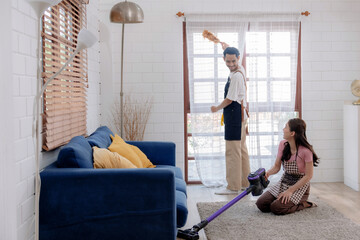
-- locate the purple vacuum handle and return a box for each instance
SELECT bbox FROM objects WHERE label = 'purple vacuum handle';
[178,168,270,240]
[206,189,249,223]
[207,167,268,223]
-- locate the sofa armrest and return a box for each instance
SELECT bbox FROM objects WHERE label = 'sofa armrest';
[126,141,176,166]
[40,168,176,240]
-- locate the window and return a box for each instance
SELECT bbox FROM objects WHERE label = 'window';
[184,22,247,183]
[184,20,300,183]
[246,22,299,171]
[42,0,88,151]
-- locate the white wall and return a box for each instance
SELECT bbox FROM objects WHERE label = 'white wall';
[300,0,360,182]
[99,0,360,181]
[0,1,17,239]
[87,1,102,133]
[9,0,101,239]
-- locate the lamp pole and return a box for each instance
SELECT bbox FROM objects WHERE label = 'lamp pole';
[110,0,144,139]
[26,2,63,239]
[32,28,96,239]
[120,22,125,138]
[34,17,42,240]
[27,5,96,240]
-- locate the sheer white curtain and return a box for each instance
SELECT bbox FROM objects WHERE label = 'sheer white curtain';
[246,14,300,183]
[186,14,247,187]
[186,13,300,187]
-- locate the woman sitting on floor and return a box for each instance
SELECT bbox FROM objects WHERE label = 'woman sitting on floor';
[256,118,319,215]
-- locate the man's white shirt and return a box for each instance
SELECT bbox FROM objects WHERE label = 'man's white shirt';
[226,70,248,120]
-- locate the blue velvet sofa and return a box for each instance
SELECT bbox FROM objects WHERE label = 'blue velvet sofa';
[39,126,188,240]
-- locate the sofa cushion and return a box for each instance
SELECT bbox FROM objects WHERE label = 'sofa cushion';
[87,126,113,148]
[93,147,137,169]
[176,190,188,228]
[57,136,93,168]
[129,145,155,168]
[156,166,187,196]
[175,178,187,196]
[127,141,176,166]
[154,165,183,180]
[108,134,144,168]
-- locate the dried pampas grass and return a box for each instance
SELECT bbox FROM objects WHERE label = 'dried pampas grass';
[111,95,153,141]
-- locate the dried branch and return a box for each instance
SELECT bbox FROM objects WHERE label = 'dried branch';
[111,95,153,141]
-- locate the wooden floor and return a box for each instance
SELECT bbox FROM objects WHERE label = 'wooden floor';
[178,183,360,240]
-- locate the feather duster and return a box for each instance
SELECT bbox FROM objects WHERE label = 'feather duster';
[202,30,220,44]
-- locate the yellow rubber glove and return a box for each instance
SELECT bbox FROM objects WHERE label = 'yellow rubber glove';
[221,113,224,126]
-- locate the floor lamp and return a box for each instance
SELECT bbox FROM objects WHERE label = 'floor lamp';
[110,0,144,138]
[26,1,96,239]
[26,2,61,239]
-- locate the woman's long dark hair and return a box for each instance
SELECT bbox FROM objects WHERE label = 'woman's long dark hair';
[281,118,319,167]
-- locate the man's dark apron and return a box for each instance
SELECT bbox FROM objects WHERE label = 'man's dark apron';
[223,76,242,140]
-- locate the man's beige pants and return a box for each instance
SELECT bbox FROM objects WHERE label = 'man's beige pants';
[225,119,250,191]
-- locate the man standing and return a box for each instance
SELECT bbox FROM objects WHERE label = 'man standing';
[211,44,250,195]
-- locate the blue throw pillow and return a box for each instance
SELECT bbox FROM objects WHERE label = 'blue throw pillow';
[87,126,114,148]
[57,136,93,168]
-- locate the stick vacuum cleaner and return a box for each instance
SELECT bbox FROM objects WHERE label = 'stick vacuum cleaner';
[177,168,270,240]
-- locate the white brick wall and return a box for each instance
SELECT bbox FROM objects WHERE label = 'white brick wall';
[11,0,47,235]
[1,0,17,239]
[9,0,101,239]
[301,0,360,182]
[99,0,360,182]
[87,0,101,134]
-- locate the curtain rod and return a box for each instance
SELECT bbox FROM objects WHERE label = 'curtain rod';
[176,11,310,18]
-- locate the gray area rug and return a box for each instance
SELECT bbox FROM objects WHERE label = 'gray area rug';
[197,196,360,240]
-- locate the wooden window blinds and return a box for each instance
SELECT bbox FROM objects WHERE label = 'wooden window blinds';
[42,0,88,151]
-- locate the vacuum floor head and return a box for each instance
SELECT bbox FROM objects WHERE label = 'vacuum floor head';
[177,168,269,240]
[177,228,199,240]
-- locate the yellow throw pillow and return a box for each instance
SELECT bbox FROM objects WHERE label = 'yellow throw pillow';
[108,134,144,168]
[93,147,137,169]
[129,145,156,168]
[111,134,126,144]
